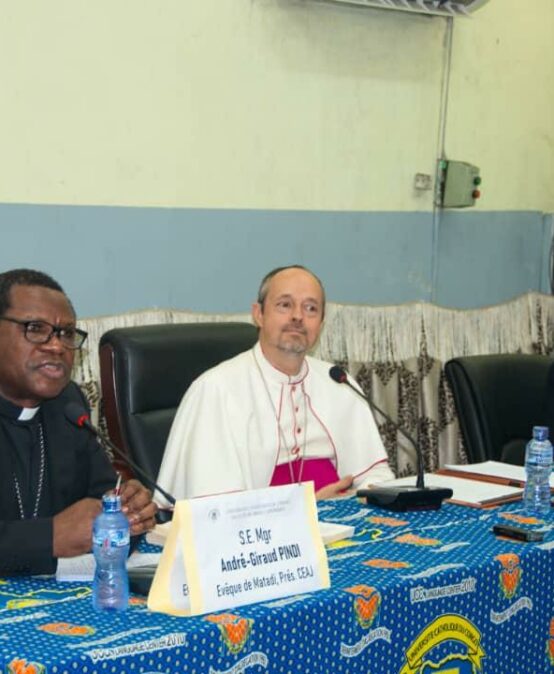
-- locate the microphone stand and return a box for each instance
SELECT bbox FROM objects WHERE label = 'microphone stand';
[84,418,176,508]
[64,403,175,521]
[329,366,452,511]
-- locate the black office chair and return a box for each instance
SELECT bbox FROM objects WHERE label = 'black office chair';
[99,322,258,482]
[444,353,554,465]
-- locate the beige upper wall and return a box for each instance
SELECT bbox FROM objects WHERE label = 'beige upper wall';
[0,0,551,212]
[447,0,554,212]
[0,1,444,210]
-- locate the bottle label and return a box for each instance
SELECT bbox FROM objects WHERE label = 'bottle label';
[93,530,130,548]
[527,453,553,466]
[527,451,552,466]
[526,440,553,465]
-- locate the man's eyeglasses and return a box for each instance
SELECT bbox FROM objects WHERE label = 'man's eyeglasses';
[0,316,88,350]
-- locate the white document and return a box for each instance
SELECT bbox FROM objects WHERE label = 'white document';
[56,551,161,582]
[444,460,554,487]
[146,522,172,547]
[318,521,355,544]
[56,554,95,582]
[127,552,162,569]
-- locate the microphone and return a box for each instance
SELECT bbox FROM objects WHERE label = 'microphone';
[329,366,452,511]
[64,402,176,508]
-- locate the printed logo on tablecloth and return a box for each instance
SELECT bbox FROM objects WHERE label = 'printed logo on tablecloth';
[495,553,521,600]
[6,658,46,674]
[37,621,96,637]
[340,585,392,658]
[398,614,485,674]
[205,613,254,655]
[344,585,381,629]
[490,553,532,625]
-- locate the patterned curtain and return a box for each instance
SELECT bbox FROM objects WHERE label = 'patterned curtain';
[73,292,554,476]
[350,350,465,479]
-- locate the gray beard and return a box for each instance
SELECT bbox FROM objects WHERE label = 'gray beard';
[277,340,308,355]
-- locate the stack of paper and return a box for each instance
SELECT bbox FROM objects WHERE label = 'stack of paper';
[318,521,355,544]
[443,460,554,487]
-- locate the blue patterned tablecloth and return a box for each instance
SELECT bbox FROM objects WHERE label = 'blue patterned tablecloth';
[1,498,554,674]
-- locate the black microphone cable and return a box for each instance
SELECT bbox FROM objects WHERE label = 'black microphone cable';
[64,401,176,508]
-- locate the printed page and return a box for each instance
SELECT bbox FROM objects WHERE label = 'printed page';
[444,460,554,488]
[56,551,161,582]
[56,554,95,582]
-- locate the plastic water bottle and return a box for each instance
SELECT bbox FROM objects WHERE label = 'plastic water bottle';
[92,494,130,611]
[523,426,553,514]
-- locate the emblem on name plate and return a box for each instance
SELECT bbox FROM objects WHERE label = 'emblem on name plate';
[208,508,220,522]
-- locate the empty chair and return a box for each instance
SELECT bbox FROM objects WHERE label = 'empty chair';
[99,322,258,482]
[445,353,554,465]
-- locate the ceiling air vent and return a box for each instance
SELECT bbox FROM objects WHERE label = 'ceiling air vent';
[316,0,490,17]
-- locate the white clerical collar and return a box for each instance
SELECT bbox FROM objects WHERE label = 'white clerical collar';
[253,341,309,385]
[18,406,40,421]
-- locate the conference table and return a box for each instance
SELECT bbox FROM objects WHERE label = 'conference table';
[1,496,554,674]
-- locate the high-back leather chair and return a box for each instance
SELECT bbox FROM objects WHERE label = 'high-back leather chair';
[445,353,554,465]
[99,322,258,482]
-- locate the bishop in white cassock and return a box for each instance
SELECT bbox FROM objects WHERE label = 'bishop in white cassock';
[157,266,394,502]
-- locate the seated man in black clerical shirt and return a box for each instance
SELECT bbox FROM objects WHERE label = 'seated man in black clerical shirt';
[0,268,157,575]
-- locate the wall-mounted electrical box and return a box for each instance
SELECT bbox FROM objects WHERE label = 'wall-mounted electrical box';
[437,159,482,208]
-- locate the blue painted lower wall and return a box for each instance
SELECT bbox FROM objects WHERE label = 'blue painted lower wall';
[435,210,553,308]
[0,204,550,316]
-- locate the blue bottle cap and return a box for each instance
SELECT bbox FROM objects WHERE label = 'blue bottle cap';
[102,494,122,513]
[532,426,549,441]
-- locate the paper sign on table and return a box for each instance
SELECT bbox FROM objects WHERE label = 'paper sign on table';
[147,483,329,616]
[147,519,354,547]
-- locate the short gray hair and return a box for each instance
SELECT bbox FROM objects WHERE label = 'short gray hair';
[257,265,326,318]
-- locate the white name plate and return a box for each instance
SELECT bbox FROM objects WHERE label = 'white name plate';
[148,483,330,616]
